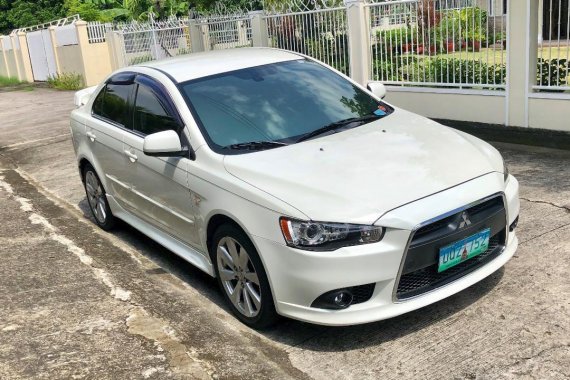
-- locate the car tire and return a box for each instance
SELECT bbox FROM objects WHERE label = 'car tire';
[82,163,116,231]
[211,224,279,329]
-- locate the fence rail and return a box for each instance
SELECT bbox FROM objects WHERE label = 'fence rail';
[7,0,570,96]
[367,0,506,90]
[87,21,111,43]
[535,0,570,91]
[264,7,350,75]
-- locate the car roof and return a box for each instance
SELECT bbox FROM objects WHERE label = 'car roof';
[139,48,303,83]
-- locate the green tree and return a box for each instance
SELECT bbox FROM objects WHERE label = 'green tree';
[64,0,106,21]
[6,0,65,29]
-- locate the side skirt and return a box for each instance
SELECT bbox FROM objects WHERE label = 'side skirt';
[106,194,215,277]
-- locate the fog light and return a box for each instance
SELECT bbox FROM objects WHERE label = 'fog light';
[334,292,353,308]
[311,289,354,310]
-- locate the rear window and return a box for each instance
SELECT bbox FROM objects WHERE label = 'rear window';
[92,83,134,127]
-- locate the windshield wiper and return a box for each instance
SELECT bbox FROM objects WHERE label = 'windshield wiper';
[224,141,289,151]
[296,114,381,143]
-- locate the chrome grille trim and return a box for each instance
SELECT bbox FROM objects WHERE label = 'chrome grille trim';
[392,192,509,303]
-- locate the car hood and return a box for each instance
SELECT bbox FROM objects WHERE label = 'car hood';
[223,109,502,225]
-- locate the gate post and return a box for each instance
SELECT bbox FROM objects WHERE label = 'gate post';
[506,0,539,127]
[344,0,371,85]
[106,31,127,69]
[48,26,62,76]
[188,20,205,53]
[249,11,269,47]
[17,32,33,82]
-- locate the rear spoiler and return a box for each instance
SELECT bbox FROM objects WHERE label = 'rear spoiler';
[74,86,98,108]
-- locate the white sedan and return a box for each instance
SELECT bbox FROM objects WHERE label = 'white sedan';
[70,48,520,328]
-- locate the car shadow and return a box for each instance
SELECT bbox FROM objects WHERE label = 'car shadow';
[78,197,506,352]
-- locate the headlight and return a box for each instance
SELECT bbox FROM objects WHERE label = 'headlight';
[503,160,509,182]
[279,217,384,251]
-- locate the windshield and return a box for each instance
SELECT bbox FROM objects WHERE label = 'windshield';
[180,59,392,153]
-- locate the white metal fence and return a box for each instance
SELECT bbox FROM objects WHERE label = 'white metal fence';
[265,7,350,75]
[367,0,506,89]
[87,21,111,44]
[197,15,253,50]
[536,0,570,91]
[118,19,191,65]
[80,0,570,94]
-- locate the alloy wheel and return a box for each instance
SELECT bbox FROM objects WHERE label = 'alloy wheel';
[85,170,107,224]
[216,236,262,318]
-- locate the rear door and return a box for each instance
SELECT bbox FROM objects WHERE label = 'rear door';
[122,75,199,247]
[88,74,136,209]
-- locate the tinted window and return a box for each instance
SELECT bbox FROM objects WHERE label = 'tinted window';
[134,84,179,136]
[92,87,105,116]
[180,59,391,149]
[93,83,134,127]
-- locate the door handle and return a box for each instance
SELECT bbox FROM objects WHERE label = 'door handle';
[86,131,96,142]
[124,150,138,162]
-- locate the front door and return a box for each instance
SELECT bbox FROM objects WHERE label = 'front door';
[122,75,200,248]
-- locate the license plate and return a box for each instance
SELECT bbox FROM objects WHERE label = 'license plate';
[438,228,490,273]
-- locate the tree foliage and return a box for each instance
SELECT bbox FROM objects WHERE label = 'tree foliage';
[0,0,298,32]
[1,0,65,33]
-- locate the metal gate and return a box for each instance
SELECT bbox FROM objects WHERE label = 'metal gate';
[26,29,57,81]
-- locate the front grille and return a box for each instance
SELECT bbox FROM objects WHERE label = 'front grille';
[396,235,502,299]
[396,196,507,300]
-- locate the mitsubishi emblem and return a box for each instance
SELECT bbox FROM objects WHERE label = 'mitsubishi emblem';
[459,212,472,229]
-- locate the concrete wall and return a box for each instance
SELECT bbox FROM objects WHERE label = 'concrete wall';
[81,41,112,85]
[56,45,84,77]
[385,88,506,125]
[528,96,570,131]
[0,51,9,77]
[5,49,18,77]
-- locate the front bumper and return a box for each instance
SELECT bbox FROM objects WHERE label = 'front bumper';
[253,172,520,326]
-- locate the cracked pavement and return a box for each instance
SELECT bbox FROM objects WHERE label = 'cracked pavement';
[0,89,568,379]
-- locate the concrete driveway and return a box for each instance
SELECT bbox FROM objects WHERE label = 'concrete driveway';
[0,88,568,380]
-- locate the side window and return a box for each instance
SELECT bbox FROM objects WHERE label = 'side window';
[133,84,179,136]
[92,83,134,127]
[92,87,105,116]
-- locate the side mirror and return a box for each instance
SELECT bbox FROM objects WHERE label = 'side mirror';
[367,82,387,99]
[143,130,185,157]
[74,86,97,107]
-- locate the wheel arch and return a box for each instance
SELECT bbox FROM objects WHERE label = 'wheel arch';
[205,212,277,297]
[78,157,92,183]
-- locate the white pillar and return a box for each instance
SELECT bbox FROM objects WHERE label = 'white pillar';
[249,11,269,47]
[344,0,371,85]
[188,20,205,52]
[17,31,34,82]
[506,0,539,127]
[106,31,127,69]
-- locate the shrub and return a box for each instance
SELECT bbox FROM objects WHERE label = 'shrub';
[372,56,420,82]
[377,27,414,48]
[47,73,83,91]
[537,58,569,87]
[438,7,488,45]
[410,57,506,86]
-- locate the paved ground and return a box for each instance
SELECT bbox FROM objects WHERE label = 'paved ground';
[0,88,568,380]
